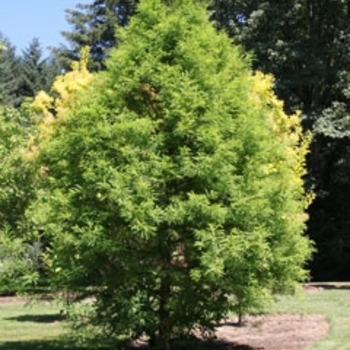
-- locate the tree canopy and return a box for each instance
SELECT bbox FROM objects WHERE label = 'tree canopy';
[57,0,138,71]
[29,0,312,348]
[0,104,39,292]
[0,33,20,106]
[17,38,59,100]
[212,0,350,280]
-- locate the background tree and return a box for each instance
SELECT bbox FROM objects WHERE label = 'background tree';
[17,38,59,100]
[30,0,312,348]
[57,0,138,71]
[0,33,20,106]
[0,104,39,293]
[0,48,92,296]
[212,0,350,280]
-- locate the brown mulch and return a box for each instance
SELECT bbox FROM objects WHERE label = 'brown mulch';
[213,313,329,350]
[0,296,30,305]
[131,313,329,350]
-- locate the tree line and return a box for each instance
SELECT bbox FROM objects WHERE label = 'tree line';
[0,35,59,106]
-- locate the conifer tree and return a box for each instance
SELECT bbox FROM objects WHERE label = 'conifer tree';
[18,38,59,99]
[57,0,138,71]
[31,1,312,348]
[0,33,20,106]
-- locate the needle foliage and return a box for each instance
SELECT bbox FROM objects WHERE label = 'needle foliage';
[29,0,313,348]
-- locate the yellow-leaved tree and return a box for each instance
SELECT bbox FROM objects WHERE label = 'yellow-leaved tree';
[28,47,93,159]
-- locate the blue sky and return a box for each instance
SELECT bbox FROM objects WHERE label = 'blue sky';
[0,0,89,55]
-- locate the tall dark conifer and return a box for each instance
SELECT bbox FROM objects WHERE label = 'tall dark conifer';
[0,33,20,106]
[57,0,138,71]
[18,38,59,99]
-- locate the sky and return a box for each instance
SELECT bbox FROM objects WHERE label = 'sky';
[0,0,90,55]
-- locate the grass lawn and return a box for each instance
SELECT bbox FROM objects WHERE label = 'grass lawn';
[270,283,350,350]
[0,284,349,349]
[0,300,66,349]
[0,299,107,350]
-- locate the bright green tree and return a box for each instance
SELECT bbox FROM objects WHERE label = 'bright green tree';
[0,105,39,293]
[0,49,92,296]
[30,0,312,348]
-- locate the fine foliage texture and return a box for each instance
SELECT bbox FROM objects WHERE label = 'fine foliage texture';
[0,105,39,293]
[212,0,350,280]
[30,0,313,348]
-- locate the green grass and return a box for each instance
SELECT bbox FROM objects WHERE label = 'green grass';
[0,300,66,349]
[270,283,350,350]
[1,284,350,349]
[0,299,103,350]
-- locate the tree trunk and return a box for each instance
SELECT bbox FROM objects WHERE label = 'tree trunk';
[158,275,171,350]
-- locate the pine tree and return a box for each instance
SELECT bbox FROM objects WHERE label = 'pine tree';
[57,0,138,71]
[18,38,59,99]
[0,33,20,106]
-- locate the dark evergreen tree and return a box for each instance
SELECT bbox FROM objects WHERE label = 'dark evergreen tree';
[0,33,20,106]
[212,0,350,280]
[57,0,138,71]
[18,38,59,99]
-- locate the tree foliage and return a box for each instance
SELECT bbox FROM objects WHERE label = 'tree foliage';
[212,0,350,280]
[0,105,34,231]
[0,33,20,106]
[0,34,60,107]
[18,38,59,100]
[0,104,39,292]
[30,0,312,348]
[57,0,138,71]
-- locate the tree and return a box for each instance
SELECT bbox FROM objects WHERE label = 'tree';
[30,0,312,348]
[0,33,20,106]
[0,48,92,296]
[57,0,138,71]
[18,38,59,99]
[212,0,350,280]
[0,104,39,292]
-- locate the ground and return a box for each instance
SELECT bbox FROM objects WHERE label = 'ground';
[130,313,329,350]
[212,313,329,350]
[0,287,330,350]
[133,286,330,350]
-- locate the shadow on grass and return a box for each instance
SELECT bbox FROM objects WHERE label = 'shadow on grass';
[0,339,110,350]
[132,338,257,350]
[171,339,256,350]
[0,338,258,350]
[4,313,65,323]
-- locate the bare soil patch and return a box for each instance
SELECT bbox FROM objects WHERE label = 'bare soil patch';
[214,313,329,350]
[0,296,30,305]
